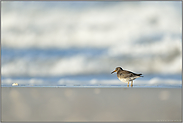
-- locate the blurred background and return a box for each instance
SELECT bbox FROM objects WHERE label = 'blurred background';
[1,1,182,87]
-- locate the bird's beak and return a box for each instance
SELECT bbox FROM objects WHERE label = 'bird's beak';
[111,70,116,74]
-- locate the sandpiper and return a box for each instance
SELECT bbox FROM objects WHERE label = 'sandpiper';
[111,67,143,87]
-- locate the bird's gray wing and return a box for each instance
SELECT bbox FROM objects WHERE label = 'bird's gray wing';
[120,72,134,78]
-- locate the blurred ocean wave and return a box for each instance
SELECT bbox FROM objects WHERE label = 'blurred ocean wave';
[1,1,182,86]
[2,1,181,49]
[1,44,181,77]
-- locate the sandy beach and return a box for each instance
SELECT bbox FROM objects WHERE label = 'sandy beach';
[2,87,181,122]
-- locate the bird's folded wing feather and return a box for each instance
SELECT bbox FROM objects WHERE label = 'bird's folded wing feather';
[120,71,139,78]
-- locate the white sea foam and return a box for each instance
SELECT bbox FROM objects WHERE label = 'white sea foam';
[108,36,181,57]
[2,2,181,49]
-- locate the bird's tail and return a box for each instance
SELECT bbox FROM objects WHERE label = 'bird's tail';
[138,74,143,77]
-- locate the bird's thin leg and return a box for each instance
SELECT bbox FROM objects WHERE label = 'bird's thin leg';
[131,81,133,87]
[127,82,129,87]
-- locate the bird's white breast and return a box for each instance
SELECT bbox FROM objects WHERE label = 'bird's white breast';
[118,76,140,83]
[118,78,130,83]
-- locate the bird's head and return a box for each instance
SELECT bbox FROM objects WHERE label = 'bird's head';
[111,67,123,74]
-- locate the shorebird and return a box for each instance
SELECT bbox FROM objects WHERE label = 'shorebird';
[111,67,143,87]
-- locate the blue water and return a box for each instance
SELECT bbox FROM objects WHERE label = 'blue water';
[1,47,182,88]
[1,73,182,87]
[1,47,182,87]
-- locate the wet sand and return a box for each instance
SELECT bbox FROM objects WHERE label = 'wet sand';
[2,87,181,122]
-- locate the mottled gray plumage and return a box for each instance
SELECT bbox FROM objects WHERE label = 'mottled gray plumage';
[111,67,143,87]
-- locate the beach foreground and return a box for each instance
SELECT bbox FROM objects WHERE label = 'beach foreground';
[2,87,181,122]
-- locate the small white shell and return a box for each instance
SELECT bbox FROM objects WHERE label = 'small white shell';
[12,83,19,86]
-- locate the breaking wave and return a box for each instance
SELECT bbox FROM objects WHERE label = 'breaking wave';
[2,1,181,49]
[1,1,182,77]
